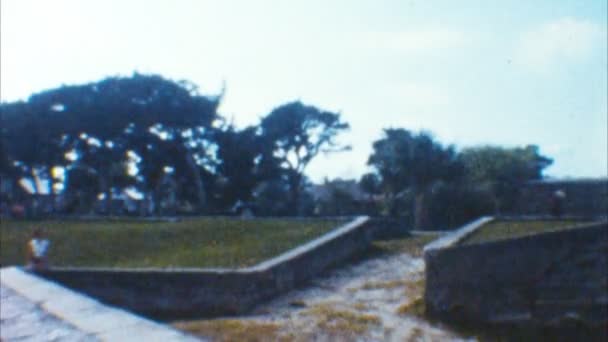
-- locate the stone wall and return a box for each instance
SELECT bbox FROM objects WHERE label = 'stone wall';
[424,219,608,330]
[513,178,608,217]
[368,217,411,239]
[37,216,373,319]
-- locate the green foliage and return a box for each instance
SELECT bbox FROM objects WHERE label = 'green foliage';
[359,173,381,196]
[261,101,350,172]
[460,145,553,213]
[260,101,350,214]
[214,125,275,209]
[314,179,360,216]
[0,78,355,216]
[0,218,341,268]
[367,129,462,228]
[426,183,495,229]
[368,129,462,192]
[0,73,221,213]
[1,72,558,221]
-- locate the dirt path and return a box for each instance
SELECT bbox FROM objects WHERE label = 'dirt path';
[175,236,473,341]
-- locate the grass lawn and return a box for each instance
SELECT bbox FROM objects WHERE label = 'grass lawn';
[0,218,342,268]
[460,219,591,246]
[371,233,441,258]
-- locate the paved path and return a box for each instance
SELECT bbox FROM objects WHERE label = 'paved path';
[0,267,200,341]
[1,285,95,341]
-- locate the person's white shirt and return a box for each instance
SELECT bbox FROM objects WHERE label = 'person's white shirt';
[30,238,50,258]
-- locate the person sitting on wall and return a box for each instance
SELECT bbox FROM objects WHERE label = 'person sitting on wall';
[26,228,50,270]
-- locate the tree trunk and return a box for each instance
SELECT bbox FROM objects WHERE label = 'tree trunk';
[185,153,205,212]
[388,192,398,217]
[30,168,39,194]
[289,174,302,215]
[152,188,161,216]
[414,190,430,230]
[99,173,111,215]
[29,169,40,217]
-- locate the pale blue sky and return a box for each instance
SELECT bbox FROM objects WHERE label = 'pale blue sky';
[1,0,606,182]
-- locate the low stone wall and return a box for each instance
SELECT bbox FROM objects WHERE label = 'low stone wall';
[424,218,608,330]
[1,267,199,340]
[368,217,411,239]
[513,178,608,217]
[37,216,373,319]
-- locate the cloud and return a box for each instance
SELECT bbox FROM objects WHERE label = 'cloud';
[363,29,469,54]
[514,18,605,71]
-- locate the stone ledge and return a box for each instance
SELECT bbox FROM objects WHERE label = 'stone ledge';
[423,216,493,253]
[35,216,374,318]
[0,267,200,341]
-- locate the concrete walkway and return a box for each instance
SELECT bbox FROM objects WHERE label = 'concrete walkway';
[0,267,201,341]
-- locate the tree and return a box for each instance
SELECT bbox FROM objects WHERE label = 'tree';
[1,73,221,214]
[314,178,360,216]
[260,101,349,214]
[367,129,462,229]
[459,145,552,213]
[214,125,277,210]
[358,173,382,215]
[63,166,100,213]
[1,101,68,216]
[359,173,382,197]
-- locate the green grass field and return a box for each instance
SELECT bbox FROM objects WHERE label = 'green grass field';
[460,219,590,245]
[0,218,342,268]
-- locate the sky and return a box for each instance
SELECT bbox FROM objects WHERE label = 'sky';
[1,0,607,183]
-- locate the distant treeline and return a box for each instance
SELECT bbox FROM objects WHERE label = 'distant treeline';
[0,73,552,228]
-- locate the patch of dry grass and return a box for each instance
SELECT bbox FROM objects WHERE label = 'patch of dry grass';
[404,278,425,296]
[172,319,284,342]
[397,296,425,317]
[406,326,425,341]
[306,303,382,337]
[352,302,369,311]
[360,279,406,290]
[372,234,440,257]
[398,278,426,317]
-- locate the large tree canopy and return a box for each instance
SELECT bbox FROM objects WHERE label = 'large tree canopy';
[213,125,279,209]
[367,129,462,228]
[0,76,355,216]
[0,72,556,221]
[459,145,553,213]
[260,101,350,214]
[0,73,221,214]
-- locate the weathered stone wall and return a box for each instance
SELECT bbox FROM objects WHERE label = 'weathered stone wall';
[513,179,608,217]
[368,217,411,239]
[37,216,373,319]
[425,220,608,330]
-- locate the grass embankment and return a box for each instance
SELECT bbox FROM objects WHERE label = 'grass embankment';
[460,219,589,246]
[0,218,340,268]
